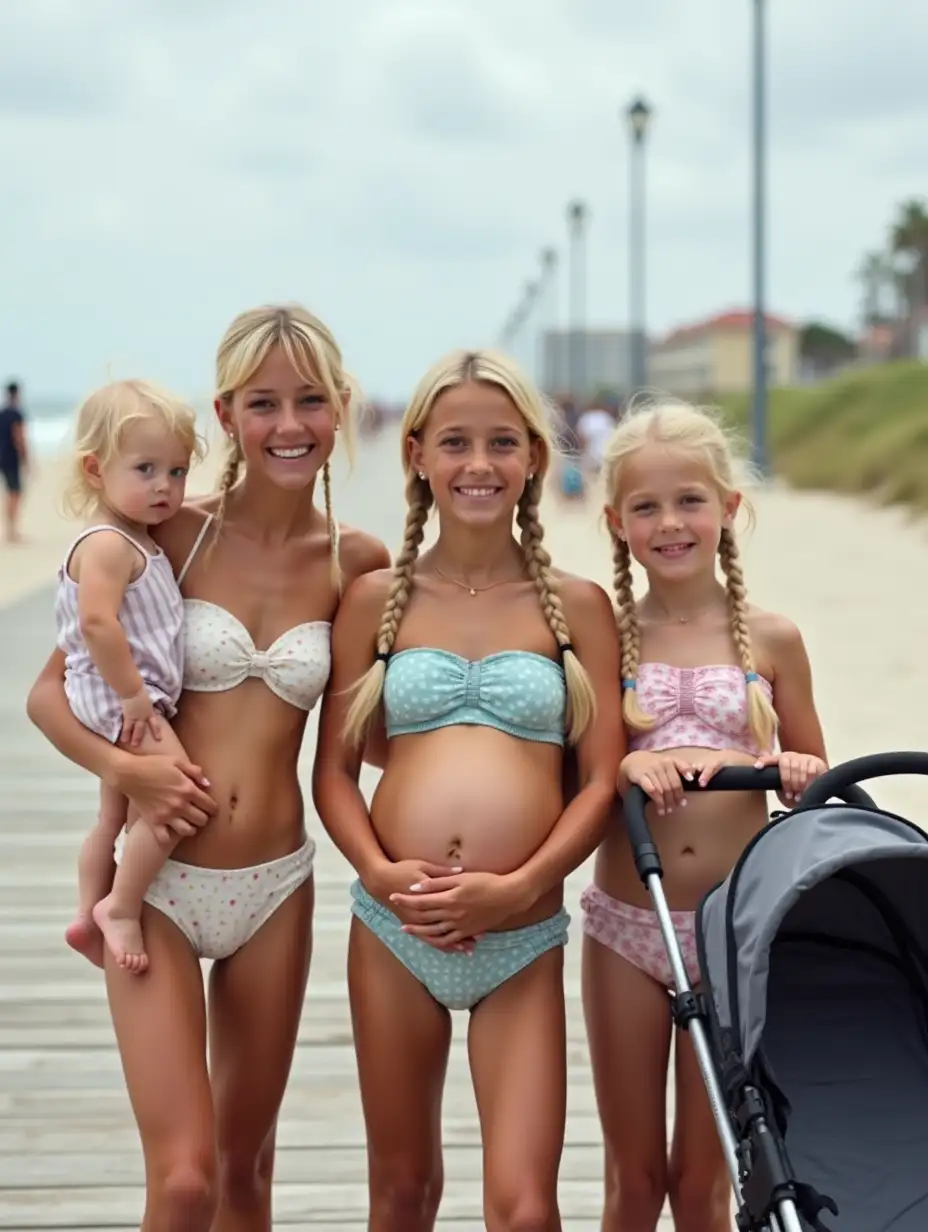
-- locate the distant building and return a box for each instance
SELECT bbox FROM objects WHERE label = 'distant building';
[541,329,632,400]
[647,310,798,397]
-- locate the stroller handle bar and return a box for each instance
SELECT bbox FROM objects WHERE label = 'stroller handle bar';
[623,765,874,884]
[799,749,928,807]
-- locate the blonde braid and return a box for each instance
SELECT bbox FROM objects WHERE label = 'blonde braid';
[342,474,432,746]
[516,476,595,743]
[322,460,342,593]
[718,527,778,752]
[611,532,654,730]
[207,435,243,555]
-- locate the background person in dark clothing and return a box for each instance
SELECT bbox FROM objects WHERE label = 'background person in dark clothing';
[0,381,29,543]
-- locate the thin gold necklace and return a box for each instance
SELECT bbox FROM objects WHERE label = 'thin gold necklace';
[649,600,726,625]
[433,565,524,597]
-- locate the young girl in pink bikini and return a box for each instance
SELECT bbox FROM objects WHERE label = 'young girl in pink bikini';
[581,400,828,1232]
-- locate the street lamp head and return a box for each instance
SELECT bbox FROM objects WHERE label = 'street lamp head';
[567,199,587,226]
[626,95,653,142]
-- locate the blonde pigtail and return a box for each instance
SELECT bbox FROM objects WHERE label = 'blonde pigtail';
[208,435,243,553]
[322,460,342,593]
[342,475,432,747]
[611,532,654,731]
[718,527,778,753]
[516,476,596,743]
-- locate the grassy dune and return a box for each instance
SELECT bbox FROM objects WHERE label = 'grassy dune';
[718,362,928,512]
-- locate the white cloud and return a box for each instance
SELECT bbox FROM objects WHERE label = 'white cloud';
[0,0,924,404]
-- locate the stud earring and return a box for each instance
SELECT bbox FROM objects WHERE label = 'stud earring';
[418,471,426,480]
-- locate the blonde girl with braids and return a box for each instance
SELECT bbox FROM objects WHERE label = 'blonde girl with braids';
[580,399,828,1232]
[26,303,390,1230]
[313,348,623,1231]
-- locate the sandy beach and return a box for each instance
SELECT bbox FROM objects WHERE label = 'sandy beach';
[1,427,926,1226]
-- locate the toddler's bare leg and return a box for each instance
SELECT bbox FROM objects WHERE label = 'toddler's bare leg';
[93,724,188,975]
[65,782,128,969]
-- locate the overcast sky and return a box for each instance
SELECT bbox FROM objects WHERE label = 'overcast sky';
[0,0,923,403]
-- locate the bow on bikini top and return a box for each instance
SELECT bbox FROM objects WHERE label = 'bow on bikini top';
[627,662,774,756]
[383,647,566,746]
[182,601,331,711]
[176,513,332,713]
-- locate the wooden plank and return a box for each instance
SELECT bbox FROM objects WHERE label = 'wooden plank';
[0,1179,669,1227]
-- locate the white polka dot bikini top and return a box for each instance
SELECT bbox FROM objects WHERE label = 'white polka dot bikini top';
[176,513,332,713]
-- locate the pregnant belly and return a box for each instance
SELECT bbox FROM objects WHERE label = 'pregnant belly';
[371,727,563,874]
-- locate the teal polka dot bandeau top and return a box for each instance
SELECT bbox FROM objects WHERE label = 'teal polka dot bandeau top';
[382,647,567,746]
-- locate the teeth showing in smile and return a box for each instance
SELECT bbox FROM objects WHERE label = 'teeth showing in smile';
[456,487,499,497]
[268,446,312,459]
[656,543,694,557]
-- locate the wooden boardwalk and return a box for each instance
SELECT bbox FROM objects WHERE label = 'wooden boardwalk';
[0,577,679,1230]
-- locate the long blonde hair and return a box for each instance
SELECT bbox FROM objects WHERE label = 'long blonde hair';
[63,379,205,520]
[342,348,597,747]
[603,399,777,753]
[213,303,357,589]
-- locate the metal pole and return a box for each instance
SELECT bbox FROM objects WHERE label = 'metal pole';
[625,97,652,401]
[629,128,646,394]
[751,0,769,476]
[538,247,558,391]
[567,201,588,404]
[521,279,539,374]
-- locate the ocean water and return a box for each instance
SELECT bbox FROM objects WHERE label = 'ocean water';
[23,397,217,459]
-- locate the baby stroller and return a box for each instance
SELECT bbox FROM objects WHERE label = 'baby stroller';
[624,752,928,1232]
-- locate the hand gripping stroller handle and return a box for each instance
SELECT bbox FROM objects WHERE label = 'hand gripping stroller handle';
[623,765,875,883]
[623,767,784,882]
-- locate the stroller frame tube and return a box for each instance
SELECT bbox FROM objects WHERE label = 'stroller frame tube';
[643,865,802,1232]
[625,767,809,1232]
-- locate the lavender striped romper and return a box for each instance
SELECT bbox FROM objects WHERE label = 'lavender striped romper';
[56,525,185,743]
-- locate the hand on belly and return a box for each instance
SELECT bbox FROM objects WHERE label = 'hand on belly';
[389,869,530,949]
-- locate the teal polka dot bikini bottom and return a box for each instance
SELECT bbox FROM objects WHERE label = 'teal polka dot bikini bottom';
[350,880,570,1011]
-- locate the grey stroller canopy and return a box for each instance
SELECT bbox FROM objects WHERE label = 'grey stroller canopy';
[697,757,928,1232]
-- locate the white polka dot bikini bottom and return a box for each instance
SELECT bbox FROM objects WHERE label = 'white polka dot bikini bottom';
[114,831,315,960]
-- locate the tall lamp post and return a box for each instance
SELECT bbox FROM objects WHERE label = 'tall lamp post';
[751,0,769,475]
[566,200,589,405]
[626,95,653,398]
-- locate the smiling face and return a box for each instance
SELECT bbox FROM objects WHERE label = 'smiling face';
[406,380,542,527]
[606,442,741,581]
[215,345,338,491]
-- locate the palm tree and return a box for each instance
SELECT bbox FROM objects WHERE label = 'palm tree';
[891,199,928,268]
[856,251,893,327]
[890,199,928,356]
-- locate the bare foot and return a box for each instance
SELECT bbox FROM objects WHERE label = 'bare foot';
[64,914,105,969]
[91,895,149,974]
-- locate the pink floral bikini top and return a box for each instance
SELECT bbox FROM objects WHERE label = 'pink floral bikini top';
[626,662,774,756]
